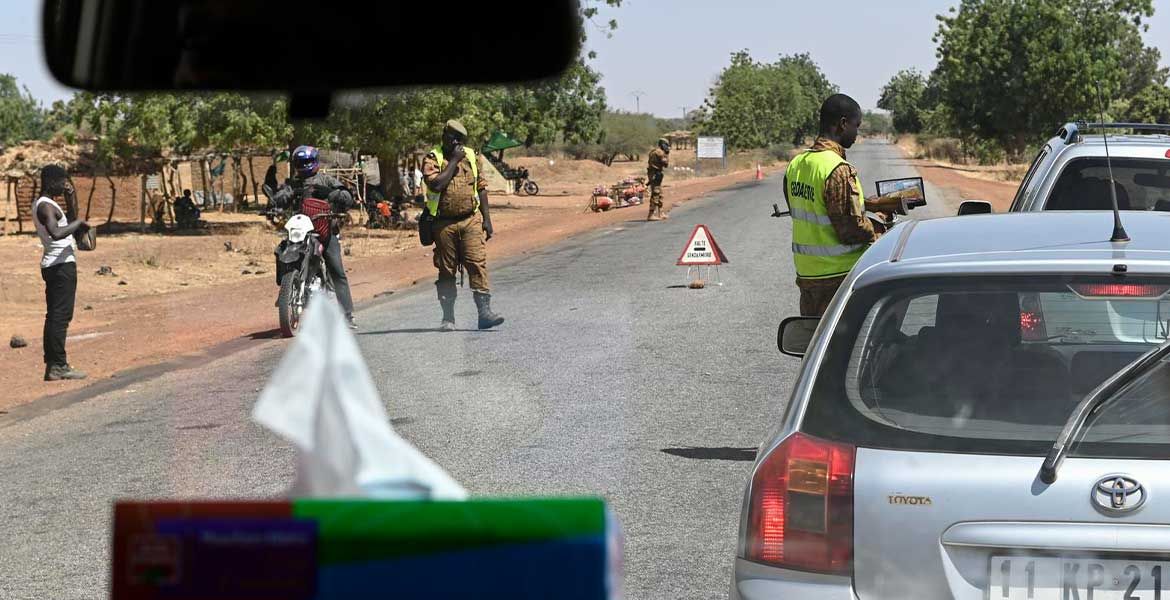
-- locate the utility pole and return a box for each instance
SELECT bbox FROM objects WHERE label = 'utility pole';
[630,90,646,114]
[678,106,688,122]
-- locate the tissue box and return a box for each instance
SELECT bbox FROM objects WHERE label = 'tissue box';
[111,498,619,600]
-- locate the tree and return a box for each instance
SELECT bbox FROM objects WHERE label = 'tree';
[597,111,660,165]
[1124,84,1170,123]
[698,51,837,149]
[0,74,46,145]
[930,0,1158,158]
[776,53,837,143]
[877,69,927,133]
[862,111,894,136]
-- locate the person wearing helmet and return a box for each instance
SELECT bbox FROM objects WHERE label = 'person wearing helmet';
[646,138,671,221]
[271,145,358,329]
[421,119,504,331]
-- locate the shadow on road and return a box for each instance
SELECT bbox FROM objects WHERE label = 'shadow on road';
[358,328,497,335]
[246,328,284,340]
[661,446,757,461]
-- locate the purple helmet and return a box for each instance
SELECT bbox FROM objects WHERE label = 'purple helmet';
[292,145,320,178]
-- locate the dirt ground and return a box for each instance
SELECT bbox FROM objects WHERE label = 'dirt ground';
[894,136,1022,212]
[0,161,772,411]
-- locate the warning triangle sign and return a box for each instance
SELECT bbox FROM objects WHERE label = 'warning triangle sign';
[676,224,729,266]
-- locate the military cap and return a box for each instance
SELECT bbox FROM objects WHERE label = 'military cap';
[444,119,468,137]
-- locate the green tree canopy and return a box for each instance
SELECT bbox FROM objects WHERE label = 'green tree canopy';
[930,0,1158,158]
[698,51,837,149]
[1124,84,1170,123]
[0,74,46,145]
[877,69,927,133]
[597,111,660,165]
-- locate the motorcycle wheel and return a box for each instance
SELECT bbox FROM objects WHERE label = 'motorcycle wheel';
[524,180,539,196]
[277,271,302,337]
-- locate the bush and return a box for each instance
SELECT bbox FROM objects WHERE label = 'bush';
[963,137,1006,165]
[560,142,599,161]
[916,136,964,163]
[768,144,799,162]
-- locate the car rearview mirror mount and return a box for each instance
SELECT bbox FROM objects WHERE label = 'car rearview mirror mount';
[777,316,820,357]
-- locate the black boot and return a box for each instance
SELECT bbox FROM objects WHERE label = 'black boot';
[473,291,505,330]
[437,280,457,331]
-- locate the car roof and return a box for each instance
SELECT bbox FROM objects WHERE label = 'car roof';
[854,212,1170,286]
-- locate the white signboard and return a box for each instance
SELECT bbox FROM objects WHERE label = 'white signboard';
[145,174,161,190]
[696,136,725,159]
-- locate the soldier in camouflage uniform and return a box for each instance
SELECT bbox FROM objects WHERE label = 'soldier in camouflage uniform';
[646,138,670,221]
[421,120,504,331]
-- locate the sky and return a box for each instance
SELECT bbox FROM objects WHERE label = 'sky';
[1,0,1169,116]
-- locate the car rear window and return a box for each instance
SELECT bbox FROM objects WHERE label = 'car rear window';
[802,276,1170,457]
[1045,157,1170,211]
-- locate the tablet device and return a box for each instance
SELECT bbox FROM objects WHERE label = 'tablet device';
[875,177,927,209]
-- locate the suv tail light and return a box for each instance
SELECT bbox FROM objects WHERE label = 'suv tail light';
[745,433,855,574]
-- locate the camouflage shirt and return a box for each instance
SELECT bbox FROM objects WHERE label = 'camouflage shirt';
[647,148,669,173]
[785,137,877,247]
[422,149,489,218]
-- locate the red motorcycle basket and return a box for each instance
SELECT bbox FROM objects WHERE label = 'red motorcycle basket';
[300,197,333,238]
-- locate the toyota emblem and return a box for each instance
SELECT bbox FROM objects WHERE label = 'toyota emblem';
[1091,475,1147,516]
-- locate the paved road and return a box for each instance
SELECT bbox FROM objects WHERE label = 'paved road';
[0,140,931,599]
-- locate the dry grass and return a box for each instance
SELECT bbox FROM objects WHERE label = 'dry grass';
[897,134,1028,183]
[126,239,171,269]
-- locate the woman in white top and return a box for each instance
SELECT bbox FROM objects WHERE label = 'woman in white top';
[34,165,89,381]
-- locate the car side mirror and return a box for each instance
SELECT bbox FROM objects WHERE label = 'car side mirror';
[777,316,820,357]
[958,200,993,216]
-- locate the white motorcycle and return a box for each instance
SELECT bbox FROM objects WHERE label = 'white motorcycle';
[274,209,342,337]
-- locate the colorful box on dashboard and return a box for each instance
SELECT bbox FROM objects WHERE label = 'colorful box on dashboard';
[111,498,618,600]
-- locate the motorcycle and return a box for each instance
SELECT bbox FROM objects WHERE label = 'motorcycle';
[271,199,345,337]
[510,167,539,196]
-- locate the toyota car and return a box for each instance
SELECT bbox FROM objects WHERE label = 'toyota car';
[734,211,1170,599]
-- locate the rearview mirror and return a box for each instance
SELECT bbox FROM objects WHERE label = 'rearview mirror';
[958,200,993,215]
[777,317,820,357]
[42,0,579,96]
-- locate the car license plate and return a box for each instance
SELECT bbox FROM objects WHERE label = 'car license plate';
[989,556,1168,599]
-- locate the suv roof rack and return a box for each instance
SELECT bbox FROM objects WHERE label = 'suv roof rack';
[1058,122,1170,145]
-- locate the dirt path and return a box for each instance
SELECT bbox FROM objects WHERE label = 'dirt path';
[910,160,1020,212]
[0,167,766,411]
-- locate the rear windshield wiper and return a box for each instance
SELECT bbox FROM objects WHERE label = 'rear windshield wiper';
[1039,337,1170,484]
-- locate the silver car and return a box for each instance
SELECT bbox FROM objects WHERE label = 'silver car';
[733,211,1170,599]
[1009,122,1170,212]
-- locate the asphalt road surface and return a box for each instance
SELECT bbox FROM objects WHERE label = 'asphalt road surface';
[0,139,941,599]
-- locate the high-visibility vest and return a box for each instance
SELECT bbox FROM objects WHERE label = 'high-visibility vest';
[785,149,869,279]
[425,145,479,217]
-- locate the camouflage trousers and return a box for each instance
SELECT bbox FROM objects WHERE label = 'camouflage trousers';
[796,275,847,317]
[433,211,490,293]
[649,184,663,209]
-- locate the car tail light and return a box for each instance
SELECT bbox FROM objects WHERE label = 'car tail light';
[1069,283,1170,298]
[745,433,854,574]
[1019,292,1047,341]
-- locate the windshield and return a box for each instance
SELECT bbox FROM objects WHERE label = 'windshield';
[11,0,1170,597]
[803,276,1170,457]
[1046,157,1170,211]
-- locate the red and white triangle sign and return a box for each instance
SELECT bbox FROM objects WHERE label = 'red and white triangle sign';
[676,224,729,266]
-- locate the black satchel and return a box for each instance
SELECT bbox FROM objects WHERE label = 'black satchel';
[418,209,435,246]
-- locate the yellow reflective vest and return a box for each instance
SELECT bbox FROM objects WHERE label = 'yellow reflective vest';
[425,145,480,217]
[785,149,869,279]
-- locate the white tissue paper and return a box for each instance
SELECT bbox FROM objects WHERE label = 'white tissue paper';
[252,297,467,500]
